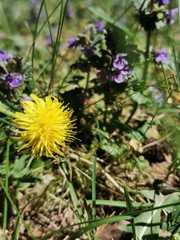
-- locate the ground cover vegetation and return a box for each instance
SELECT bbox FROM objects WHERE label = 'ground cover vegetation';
[0,0,179,239]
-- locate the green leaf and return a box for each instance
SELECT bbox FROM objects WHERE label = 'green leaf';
[134,192,180,239]
[130,90,151,105]
[162,193,180,234]
[86,199,151,208]
[100,138,126,157]
[9,155,31,179]
[172,45,180,87]
[132,0,150,10]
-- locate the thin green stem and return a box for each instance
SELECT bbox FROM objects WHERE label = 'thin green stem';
[124,186,137,240]
[92,156,97,220]
[84,71,90,94]
[31,0,46,89]
[125,102,138,125]
[161,62,170,91]
[3,138,10,240]
[44,1,54,47]
[61,160,84,221]
[142,31,151,85]
[48,0,68,93]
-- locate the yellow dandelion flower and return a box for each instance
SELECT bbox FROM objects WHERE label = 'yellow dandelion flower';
[12,93,76,157]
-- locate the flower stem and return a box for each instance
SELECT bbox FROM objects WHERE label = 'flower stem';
[3,138,10,240]
[142,31,151,85]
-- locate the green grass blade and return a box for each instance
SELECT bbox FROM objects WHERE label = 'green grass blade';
[61,161,84,221]
[92,156,97,220]
[48,0,68,93]
[172,45,180,87]
[31,0,46,90]
[124,186,137,240]
[3,138,10,240]
[86,199,152,208]
[70,214,132,239]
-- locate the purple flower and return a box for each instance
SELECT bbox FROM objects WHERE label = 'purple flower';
[121,68,132,76]
[155,0,170,6]
[66,4,74,19]
[113,73,126,83]
[0,50,11,61]
[31,0,40,9]
[150,86,164,103]
[1,73,23,87]
[112,53,132,83]
[155,48,168,64]
[165,8,179,25]
[113,53,128,70]
[95,21,105,32]
[67,37,78,48]
[113,68,132,84]
[45,36,52,46]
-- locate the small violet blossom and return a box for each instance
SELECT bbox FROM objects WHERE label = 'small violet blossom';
[155,48,168,64]
[0,50,11,61]
[67,37,78,49]
[95,21,105,32]
[155,0,170,6]
[45,36,52,46]
[66,4,74,19]
[113,73,125,84]
[150,86,164,103]
[113,53,128,70]
[112,53,131,83]
[165,8,179,25]
[1,73,23,88]
[113,68,132,84]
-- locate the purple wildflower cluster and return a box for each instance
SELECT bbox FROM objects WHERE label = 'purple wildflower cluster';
[96,53,132,84]
[155,0,179,22]
[155,0,170,6]
[165,8,179,25]
[67,23,132,84]
[67,25,99,73]
[112,53,132,83]
[1,73,23,88]
[0,50,23,88]
[138,0,179,31]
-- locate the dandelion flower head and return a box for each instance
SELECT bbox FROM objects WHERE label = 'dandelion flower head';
[13,94,76,158]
